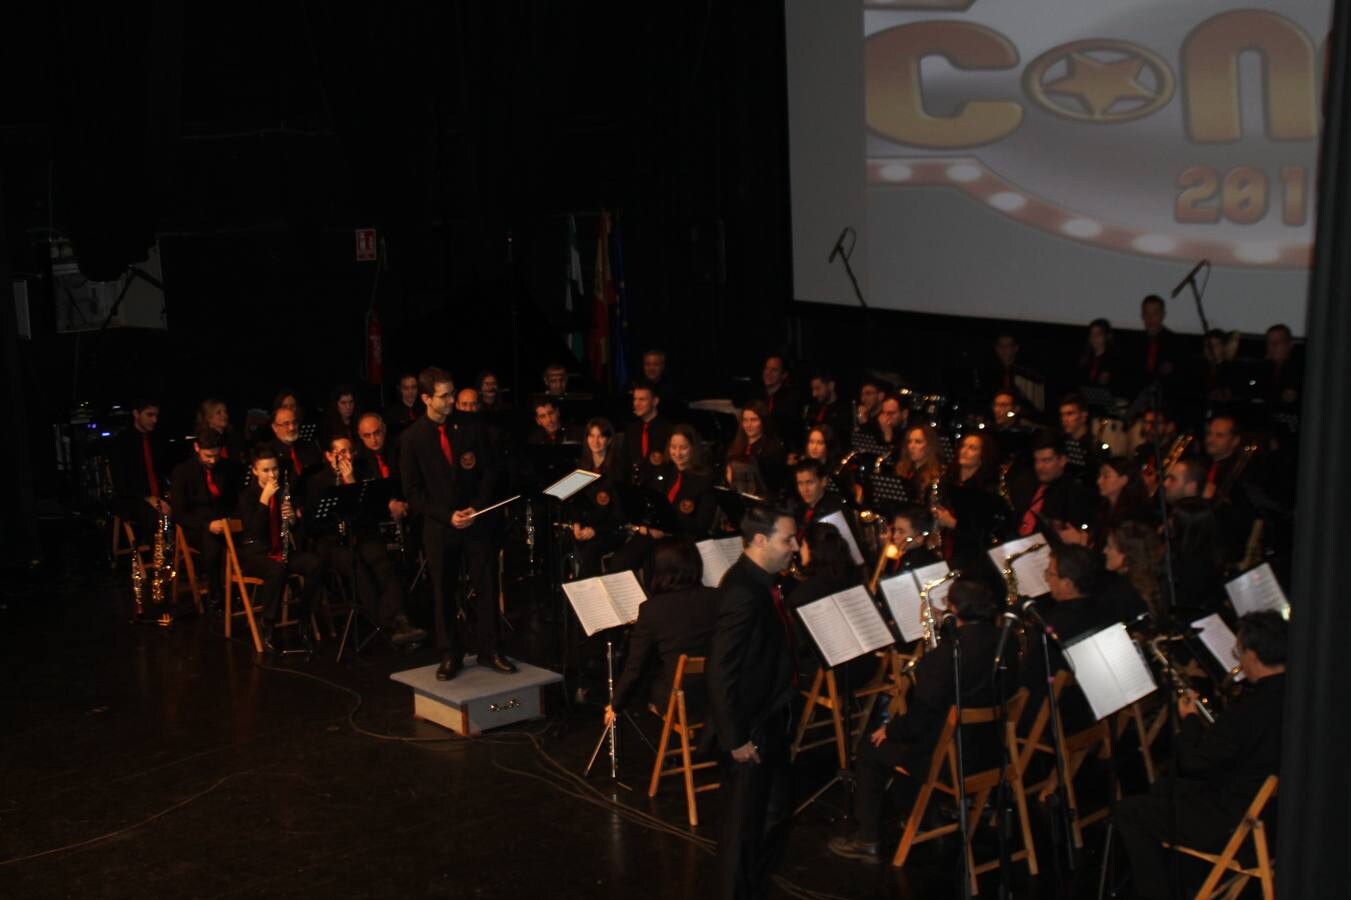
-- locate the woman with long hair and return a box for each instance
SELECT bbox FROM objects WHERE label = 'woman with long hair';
[569,417,628,576]
[609,425,717,575]
[196,397,244,462]
[321,384,358,445]
[725,401,787,481]
[1078,318,1118,390]
[1101,520,1162,624]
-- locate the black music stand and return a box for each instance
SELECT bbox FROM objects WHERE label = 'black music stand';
[332,478,410,662]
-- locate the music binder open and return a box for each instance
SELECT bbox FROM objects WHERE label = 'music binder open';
[1225,563,1291,618]
[543,469,600,501]
[988,536,1052,599]
[796,585,895,668]
[1062,623,1158,721]
[562,571,647,636]
[1191,613,1245,682]
[818,510,864,565]
[697,536,744,587]
[878,561,953,644]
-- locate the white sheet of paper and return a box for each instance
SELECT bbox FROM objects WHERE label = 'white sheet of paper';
[1191,614,1244,682]
[819,510,864,565]
[562,578,623,637]
[1225,563,1290,617]
[698,537,745,587]
[600,570,647,625]
[543,469,601,501]
[988,536,1052,599]
[796,597,862,668]
[832,585,895,655]
[911,561,954,610]
[1064,623,1158,721]
[879,573,927,644]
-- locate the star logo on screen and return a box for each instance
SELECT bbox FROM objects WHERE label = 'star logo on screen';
[1025,40,1174,124]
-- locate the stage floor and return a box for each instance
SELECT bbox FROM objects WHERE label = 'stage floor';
[0,531,1114,899]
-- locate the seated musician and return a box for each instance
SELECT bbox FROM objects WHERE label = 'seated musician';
[725,401,787,491]
[568,417,629,577]
[990,389,1035,462]
[526,397,579,446]
[622,380,673,486]
[1134,407,1187,497]
[321,384,359,446]
[603,538,721,725]
[786,522,869,686]
[878,505,942,576]
[1201,414,1261,564]
[196,398,244,463]
[803,424,850,499]
[804,369,853,442]
[1163,457,1206,503]
[1101,521,1162,625]
[1020,545,1120,734]
[792,460,844,535]
[1166,498,1227,615]
[1010,433,1096,539]
[636,348,683,415]
[1078,318,1120,391]
[828,578,1012,863]
[759,354,803,448]
[1255,323,1302,408]
[854,377,887,432]
[109,397,171,541]
[894,423,945,509]
[303,435,425,645]
[934,432,1009,565]
[609,425,717,574]
[1114,611,1286,900]
[267,402,322,486]
[384,372,424,438]
[234,446,322,654]
[1062,456,1152,549]
[169,429,237,611]
[1058,393,1105,489]
[854,391,906,455]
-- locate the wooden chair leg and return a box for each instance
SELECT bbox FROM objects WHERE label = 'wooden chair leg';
[1254,820,1274,900]
[825,670,848,771]
[892,780,936,868]
[790,669,825,761]
[1131,703,1155,784]
[648,697,678,798]
[1012,770,1039,876]
[677,690,698,827]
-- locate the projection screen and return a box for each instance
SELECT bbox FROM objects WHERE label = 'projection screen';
[786,0,1330,335]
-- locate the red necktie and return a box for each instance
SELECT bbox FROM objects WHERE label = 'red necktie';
[268,494,283,560]
[1207,462,1218,487]
[770,585,798,686]
[1089,357,1101,383]
[376,453,390,479]
[1003,369,1013,389]
[1019,484,1047,536]
[667,471,683,505]
[641,421,650,457]
[142,434,159,498]
[204,468,220,499]
[438,423,454,466]
[797,506,815,543]
[219,446,230,460]
[815,403,827,424]
[290,446,302,477]
[767,394,775,414]
[1147,336,1159,373]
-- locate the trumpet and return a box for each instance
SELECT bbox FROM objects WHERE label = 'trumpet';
[1147,636,1216,726]
[919,569,960,649]
[1001,541,1045,604]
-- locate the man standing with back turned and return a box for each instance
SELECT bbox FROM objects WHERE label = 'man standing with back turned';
[707,503,799,899]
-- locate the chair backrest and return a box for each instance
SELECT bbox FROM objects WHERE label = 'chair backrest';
[1245,774,1279,821]
[674,654,707,687]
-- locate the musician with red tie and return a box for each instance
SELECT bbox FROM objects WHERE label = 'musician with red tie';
[169,428,237,610]
[622,380,674,486]
[1010,433,1096,539]
[109,397,171,540]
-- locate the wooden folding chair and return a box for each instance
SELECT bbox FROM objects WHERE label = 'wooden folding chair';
[792,650,912,767]
[1113,698,1156,784]
[1168,775,1278,900]
[112,516,146,568]
[647,654,720,826]
[222,520,265,653]
[892,689,1038,895]
[1017,670,1113,848]
[172,525,209,614]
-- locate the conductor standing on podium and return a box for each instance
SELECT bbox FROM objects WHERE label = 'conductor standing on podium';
[707,503,799,900]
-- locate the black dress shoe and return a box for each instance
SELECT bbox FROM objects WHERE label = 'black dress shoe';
[260,623,278,655]
[436,654,460,681]
[389,616,427,646]
[478,654,518,674]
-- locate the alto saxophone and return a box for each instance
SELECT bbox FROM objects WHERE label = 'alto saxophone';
[1159,433,1193,475]
[998,459,1014,505]
[1001,541,1045,605]
[919,570,960,650]
[926,475,942,550]
[1214,443,1259,504]
[149,502,176,621]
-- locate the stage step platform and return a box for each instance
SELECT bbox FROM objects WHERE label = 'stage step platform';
[390,657,563,736]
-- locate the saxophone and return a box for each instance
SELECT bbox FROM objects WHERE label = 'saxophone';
[1159,433,1193,475]
[1214,443,1259,504]
[926,475,942,550]
[130,526,147,617]
[149,502,176,620]
[998,459,1014,505]
[919,570,960,650]
[1001,541,1045,605]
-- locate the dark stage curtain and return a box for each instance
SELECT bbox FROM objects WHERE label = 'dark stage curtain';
[1277,0,1351,894]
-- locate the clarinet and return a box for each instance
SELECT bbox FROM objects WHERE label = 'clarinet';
[280,476,293,564]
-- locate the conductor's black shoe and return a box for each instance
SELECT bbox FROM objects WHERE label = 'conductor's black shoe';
[436,654,460,681]
[827,836,880,863]
[389,616,427,646]
[260,623,279,655]
[478,653,518,674]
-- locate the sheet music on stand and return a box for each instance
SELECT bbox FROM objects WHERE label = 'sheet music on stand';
[1225,563,1291,618]
[1191,613,1244,682]
[696,537,744,587]
[544,469,600,501]
[911,561,954,610]
[988,536,1052,598]
[796,585,895,668]
[818,510,864,565]
[1062,623,1158,721]
[878,572,927,644]
[562,571,647,636]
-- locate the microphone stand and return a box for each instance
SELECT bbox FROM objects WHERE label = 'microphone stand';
[991,611,1019,899]
[944,617,973,900]
[828,226,873,369]
[1025,601,1077,877]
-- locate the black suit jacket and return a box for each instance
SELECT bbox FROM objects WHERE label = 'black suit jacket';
[235,482,281,550]
[110,427,169,504]
[267,437,322,488]
[1011,473,1097,533]
[1174,673,1284,821]
[622,415,675,484]
[706,555,796,753]
[399,415,497,533]
[612,585,722,713]
[169,458,236,534]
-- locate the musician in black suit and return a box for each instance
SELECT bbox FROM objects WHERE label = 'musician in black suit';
[568,418,629,577]
[109,397,171,539]
[169,429,237,609]
[706,503,799,900]
[401,367,515,680]
[830,579,1012,862]
[621,380,674,486]
[804,370,854,445]
[605,539,721,721]
[1011,432,1097,539]
[791,460,844,539]
[234,446,322,654]
[1114,612,1286,900]
[266,403,322,486]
